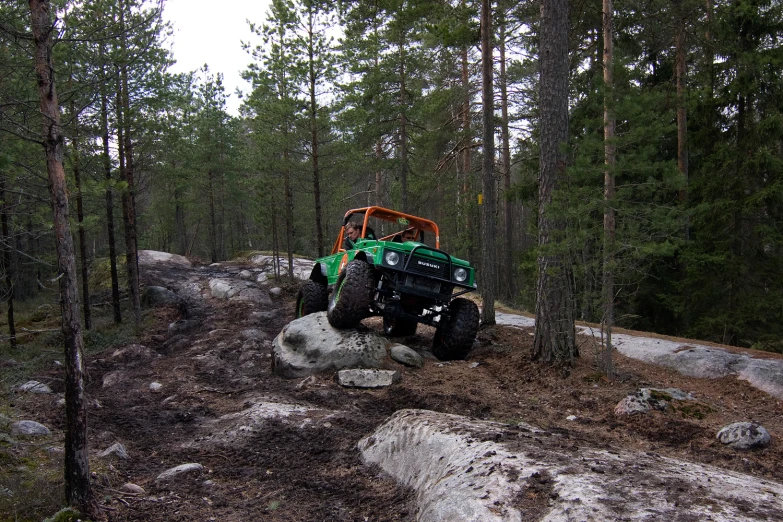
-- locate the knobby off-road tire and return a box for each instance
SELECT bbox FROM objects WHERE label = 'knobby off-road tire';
[295,281,328,318]
[327,261,374,329]
[383,316,418,337]
[432,298,479,360]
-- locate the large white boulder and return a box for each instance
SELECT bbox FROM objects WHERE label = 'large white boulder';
[272,312,391,379]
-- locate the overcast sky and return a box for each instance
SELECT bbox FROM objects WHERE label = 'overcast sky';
[162,0,272,115]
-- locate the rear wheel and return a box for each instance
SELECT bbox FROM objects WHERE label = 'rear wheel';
[432,298,479,360]
[327,261,374,328]
[295,281,328,318]
[383,316,418,337]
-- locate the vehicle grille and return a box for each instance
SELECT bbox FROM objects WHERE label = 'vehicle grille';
[402,254,450,279]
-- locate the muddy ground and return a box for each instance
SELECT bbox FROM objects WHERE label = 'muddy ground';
[16,258,783,521]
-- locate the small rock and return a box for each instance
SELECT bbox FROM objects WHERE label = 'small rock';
[168,319,198,334]
[98,442,129,460]
[251,310,278,321]
[469,362,480,369]
[717,422,771,450]
[11,420,51,437]
[112,344,154,362]
[156,463,204,483]
[566,415,578,421]
[337,369,400,388]
[269,287,282,297]
[239,270,253,280]
[389,344,425,368]
[102,371,126,388]
[256,273,268,283]
[240,328,267,341]
[120,483,145,494]
[614,388,694,416]
[149,382,163,392]
[17,380,52,394]
[141,286,181,308]
[296,376,317,389]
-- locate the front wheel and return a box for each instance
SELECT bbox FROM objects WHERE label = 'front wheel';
[295,281,328,318]
[327,261,374,329]
[383,316,418,337]
[432,298,479,360]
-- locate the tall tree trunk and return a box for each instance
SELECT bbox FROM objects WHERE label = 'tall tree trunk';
[533,0,576,364]
[283,149,295,281]
[70,108,92,330]
[499,13,513,301]
[675,1,688,238]
[602,0,616,378]
[375,138,384,208]
[308,13,324,257]
[208,169,218,262]
[399,39,409,212]
[100,83,121,324]
[480,0,496,325]
[28,0,98,516]
[118,0,141,325]
[461,43,472,256]
[175,186,187,255]
[0,175,16,349]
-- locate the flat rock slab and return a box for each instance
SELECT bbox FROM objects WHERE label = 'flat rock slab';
[359,409,783,522]
[249,254,314,281]
[138,250,191,267]
[156,463,204,483]
[16,380,52,394]
[185,397,339,448]
[338,369,400,388]
[495,312,783,400]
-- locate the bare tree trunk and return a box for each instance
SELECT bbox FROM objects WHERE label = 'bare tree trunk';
[399,39,409,213]
[283,149,294,281]
[499,14,513,301]
[375,138,384,208]
[208,169,218,262]
[175,187,187,255]
[99,69,121,324]
[675,0,688,239]
[70,109,92,330]
[602,0,616,379]
[29,0,99,516]
[460,41,475,261]
[306,9,325,257]
[118,0,141,325]
[0,175,16,349]
[533,0,576,364]
[480,0,496,325]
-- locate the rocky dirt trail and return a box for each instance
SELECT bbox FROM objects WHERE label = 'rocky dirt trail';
[18,252,783,521]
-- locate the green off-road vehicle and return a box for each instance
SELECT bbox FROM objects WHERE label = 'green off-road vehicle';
[295,206,479,360]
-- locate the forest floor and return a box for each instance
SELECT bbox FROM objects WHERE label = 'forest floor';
[6,255,783,521]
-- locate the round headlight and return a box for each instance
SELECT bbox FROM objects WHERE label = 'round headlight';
[454,267,468,282]
[384,250,400,266]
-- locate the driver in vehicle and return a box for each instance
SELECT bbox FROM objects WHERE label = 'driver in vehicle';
[343,221,362,250]
[343,221,376,249]
[401,228,417,242]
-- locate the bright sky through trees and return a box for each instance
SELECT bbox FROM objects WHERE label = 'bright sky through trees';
[162,0,271,114]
